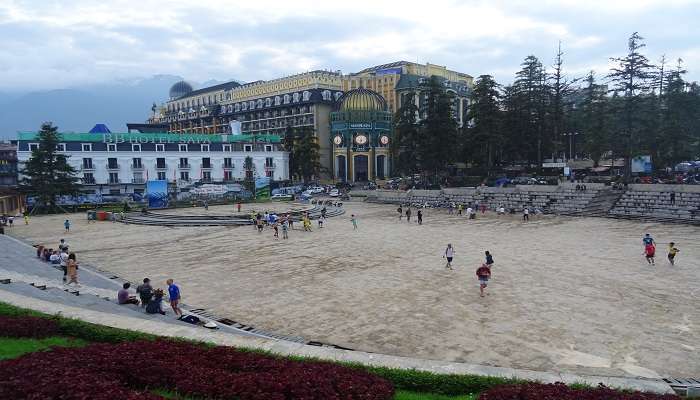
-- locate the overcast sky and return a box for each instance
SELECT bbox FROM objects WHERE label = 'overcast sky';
[1,0,699,92]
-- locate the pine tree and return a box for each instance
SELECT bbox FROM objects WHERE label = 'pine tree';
[466,75,502,168]
[293,126,321,183]
[392,91,420,175]
[418,76,459,181]
[657,59,696,167]
[548,42,578,160]
[607,32,655,180]
[19,122,80,212]
[513,55,549,166]
[578,72,611,167]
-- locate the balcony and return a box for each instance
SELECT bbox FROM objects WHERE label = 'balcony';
[132,178,145,184]
[200,163,213,170]
[81,178,96,185]
[108,179,121,185]
[106,164,120,171]
[81,165,95,172]
[178,163,190,169]
[155,164,167,170]
[222,163,234,170]
[264,163,276,171]
[131,164,144,171]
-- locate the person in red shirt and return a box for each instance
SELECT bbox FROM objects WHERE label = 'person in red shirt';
[476,263,491,297]
[644,243,656,265]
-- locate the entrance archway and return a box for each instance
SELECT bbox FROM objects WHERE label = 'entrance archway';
[336,155,347,181]
[353,155,368,182]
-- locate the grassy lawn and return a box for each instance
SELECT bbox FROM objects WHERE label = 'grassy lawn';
[394,390,477,400]
[0,336,87,360]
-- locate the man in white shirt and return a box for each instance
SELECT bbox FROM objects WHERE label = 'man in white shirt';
[49,251,59,264]
[59,249,69,282]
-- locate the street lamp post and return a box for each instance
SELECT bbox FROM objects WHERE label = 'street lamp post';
[563,132,579,161]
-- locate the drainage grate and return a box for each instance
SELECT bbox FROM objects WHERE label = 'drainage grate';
[663,377,700,396]
[30,283,47,290]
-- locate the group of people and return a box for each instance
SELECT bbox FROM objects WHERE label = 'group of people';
[118,278,183,317]
[443,244,495,297]
[396,205,423,225]
[36,238,79,286]
[642,233,681,266]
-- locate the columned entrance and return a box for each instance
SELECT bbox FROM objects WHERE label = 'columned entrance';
[353,155,368,182]
[336,155,347,181]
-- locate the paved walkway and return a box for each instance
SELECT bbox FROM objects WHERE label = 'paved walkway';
[0,234,674,395]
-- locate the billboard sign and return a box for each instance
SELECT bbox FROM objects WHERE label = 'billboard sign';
[631,156,652,174]
[254,177,271,200]
[146,180,169,209]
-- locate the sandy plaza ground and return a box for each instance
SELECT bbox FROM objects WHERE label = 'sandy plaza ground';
[6,200,700,378]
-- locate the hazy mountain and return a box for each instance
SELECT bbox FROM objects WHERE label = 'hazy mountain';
[0,75,240,141]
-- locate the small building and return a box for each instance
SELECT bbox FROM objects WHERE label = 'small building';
[330,88,392,182]
[0,143,22,215]
[15,132,289,196]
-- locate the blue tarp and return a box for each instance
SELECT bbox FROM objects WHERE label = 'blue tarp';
[89,124,111,133]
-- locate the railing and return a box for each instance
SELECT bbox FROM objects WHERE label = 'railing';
[81,178,96,185]
[200,163,213,169]
[109,179,121,184]
[178,163,190,169]
[81,165,95,171]
[131,164,144,171]
[265,163,276,170]
[132,178,145,184]
[155,164,167,170]
[106,164,119,170]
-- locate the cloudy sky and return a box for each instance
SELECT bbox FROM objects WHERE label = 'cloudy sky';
[1,0,699,91]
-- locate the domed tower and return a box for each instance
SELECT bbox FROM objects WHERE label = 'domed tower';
[169,80,194,100]
[330,88,392,183]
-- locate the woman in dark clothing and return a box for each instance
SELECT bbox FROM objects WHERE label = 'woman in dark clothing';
[146,289,166,315]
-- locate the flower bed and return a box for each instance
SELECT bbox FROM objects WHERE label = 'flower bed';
[0,315,60,338]
[478,383,678,400]
[0,339,394,400]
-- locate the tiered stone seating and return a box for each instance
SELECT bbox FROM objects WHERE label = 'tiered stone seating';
[609,190,700,223]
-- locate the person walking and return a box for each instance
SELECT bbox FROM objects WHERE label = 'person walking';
[282,218,289,239]
[273,222,279,238]
[458,204,463,216]
[64,219,71,232]
[417,210,423,225]
[66,253,79,286]
[351,214,358,230]
[443,244,454,269]
[670,192,676,205]
[643,233,655,247]
[237,202,242,213]
[136,278,153,308]
[644,243,656,265]
[476,263,491,297]
[485,251,494,268]
[24,214,29,225]
[166,279,183,317]
[8,216,13,227]
[668,242,680,266]
[397,205,403,220]
[406,208,411,222]
[59,247,69,283]
[522,207,529,222]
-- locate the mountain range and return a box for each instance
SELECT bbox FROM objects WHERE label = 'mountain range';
[0,76,235,141]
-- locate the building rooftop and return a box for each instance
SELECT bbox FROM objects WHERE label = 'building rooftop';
[174,80,242,100]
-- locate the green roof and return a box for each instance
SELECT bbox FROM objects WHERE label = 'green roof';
[17,132,281,143]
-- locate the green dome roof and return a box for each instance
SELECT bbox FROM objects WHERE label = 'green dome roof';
[336,87,387,112]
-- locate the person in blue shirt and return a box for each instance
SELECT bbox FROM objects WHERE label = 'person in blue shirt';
[485,251,494,267]
[166,278,183,318]
[643,233,655,247]
[64,219,71,232]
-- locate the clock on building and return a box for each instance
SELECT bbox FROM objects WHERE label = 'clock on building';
[355,134,368,145]
[380,135,389,145]
[333,135,343,145]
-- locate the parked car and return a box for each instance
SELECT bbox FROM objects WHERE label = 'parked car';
[329,189,340,197]
[335,182,354,191]
[271,193,293,200]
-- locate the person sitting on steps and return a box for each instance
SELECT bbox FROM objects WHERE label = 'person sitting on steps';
[117,282,140,305]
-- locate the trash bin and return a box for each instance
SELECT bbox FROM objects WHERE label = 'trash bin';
[96,211,108,221]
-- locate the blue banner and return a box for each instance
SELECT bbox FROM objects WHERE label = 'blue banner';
[146,180,169,209]
[255,177,270,200]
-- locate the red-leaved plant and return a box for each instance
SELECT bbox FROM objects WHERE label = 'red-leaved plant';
[478,382,678,400]
[0,315,60,338]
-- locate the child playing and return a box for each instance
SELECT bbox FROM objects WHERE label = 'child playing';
[351,214,357,230]
[443,244,454,270]
[668,242,679,266]
[644,243,656,265]
[476,263,491,297]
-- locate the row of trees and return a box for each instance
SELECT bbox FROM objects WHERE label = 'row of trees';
[393,32,700,180]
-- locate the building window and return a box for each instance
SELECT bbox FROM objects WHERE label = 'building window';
[202,171,211,182]
[28,143,39,151]
[82,173,95,184]
[180,171,189,181]
[107,158,119,169]
[56,143,66,152]
[82,143,92,152]
[156,144,165,152]
[157,172,166,180]
[156,158,166,168]
[201,144,210,152]
[132,158,142,168]
[178,144,188,152]
[223,144,231,152]
[224,170,233,181]
[107,144,117,152]
[244,145,252,152]
[82,158,93,169]
[179,158,188,168]
[223,158,233,168]
[265,145,273,152]
[109,172,119,184]
[202,157,211,168]
[265,170,272,177]
[133,173,144,184]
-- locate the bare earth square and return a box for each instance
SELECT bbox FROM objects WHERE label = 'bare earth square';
[8,201,700,378]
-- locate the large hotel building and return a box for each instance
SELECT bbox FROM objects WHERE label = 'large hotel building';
[147,61,473,182]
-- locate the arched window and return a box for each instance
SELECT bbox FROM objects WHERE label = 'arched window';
[265,98,272,107]
[283,94,290,104]
[274,96,281,105]
[302,90,310,101]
